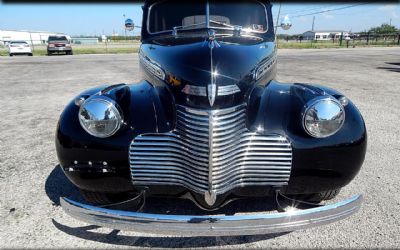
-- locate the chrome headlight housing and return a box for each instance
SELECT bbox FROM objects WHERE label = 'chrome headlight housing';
[302,97,345,138]
[78,97,123,138]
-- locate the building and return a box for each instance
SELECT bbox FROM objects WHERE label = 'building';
[71,37,99,45]
[0,29,70,45]
[302,30,349,41]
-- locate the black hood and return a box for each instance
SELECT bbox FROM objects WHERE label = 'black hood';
[140,35,276,109]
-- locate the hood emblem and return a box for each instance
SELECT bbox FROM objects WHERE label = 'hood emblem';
[207,83,217,106]
[208,70,218,106]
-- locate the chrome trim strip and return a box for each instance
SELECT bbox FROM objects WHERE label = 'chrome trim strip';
[181,85,207,97]
[206,107,215,205]
[61,194,363,236]
[208,39,217,107]
[255,54,277,80]
[206,1,210,29]
[217,85,241,96]
[182,84,240,99]
[139,53,166,80]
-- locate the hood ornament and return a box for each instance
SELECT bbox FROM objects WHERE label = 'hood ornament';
[207,29,221,49]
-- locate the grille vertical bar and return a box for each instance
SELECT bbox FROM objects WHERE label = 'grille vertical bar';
[129,104,292,196]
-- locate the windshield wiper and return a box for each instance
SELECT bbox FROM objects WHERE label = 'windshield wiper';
[172,22,206,36]
[209,20,235,29]
[209,20,243,36]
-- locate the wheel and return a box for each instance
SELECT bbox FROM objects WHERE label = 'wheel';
[80,190,114,204]
[29,53,33,56]
[47,51,52,56]
[80,189,137,205]
[299,189,341,203]
[9,53,13,57]
[67,51,73,55]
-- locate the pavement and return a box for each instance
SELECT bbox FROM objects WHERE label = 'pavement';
[0,47,399,248]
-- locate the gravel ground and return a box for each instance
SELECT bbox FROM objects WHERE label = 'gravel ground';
[0,47,399,248]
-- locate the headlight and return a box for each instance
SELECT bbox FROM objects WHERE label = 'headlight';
[302,97,345,138]
[78,97,123,138]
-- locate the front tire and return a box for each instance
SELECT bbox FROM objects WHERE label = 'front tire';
[300,189,341,203]
[80,190,137,205]
[80,190,114,204]
[9,53,13,57]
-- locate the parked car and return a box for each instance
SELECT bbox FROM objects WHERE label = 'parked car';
[47,35,73,55]
[7,41,32,56]
[57,0,366,236]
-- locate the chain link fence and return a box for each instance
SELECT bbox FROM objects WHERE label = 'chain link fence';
[278,32,400,48]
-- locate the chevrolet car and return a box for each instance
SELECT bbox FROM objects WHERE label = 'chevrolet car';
[57,0,366,236]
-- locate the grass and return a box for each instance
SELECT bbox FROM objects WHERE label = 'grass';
[0,44,140,56]
[277,40,400,49]
[1,41,399,56]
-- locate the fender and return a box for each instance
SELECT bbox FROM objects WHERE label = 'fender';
[248,81,367,194]
[55,81,174,193]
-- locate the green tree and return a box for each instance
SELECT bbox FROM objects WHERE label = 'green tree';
[368,24,399,34]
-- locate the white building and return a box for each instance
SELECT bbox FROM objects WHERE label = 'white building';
[302,30,349,41]
[0,30,70,45]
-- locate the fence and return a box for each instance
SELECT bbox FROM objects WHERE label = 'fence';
[278,32,400,48]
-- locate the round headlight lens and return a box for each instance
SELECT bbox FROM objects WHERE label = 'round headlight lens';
[303,97,345,138]
[78,97,123,138]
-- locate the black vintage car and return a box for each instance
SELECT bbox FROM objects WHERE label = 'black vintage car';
[57,0,366,236]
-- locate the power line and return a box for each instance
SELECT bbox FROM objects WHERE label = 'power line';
[290,1,378,18]
[280,5,335,16]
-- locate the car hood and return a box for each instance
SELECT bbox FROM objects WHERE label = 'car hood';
[140,36,276,109]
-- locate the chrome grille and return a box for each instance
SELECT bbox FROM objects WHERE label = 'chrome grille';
[129,104,292,199]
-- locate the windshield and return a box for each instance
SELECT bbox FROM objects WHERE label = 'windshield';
[48,36,68,42]
[11,41,28,44]
[209,1,268,33]
[148,1,268,34]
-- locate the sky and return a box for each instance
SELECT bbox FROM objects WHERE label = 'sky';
[0,2,399,36]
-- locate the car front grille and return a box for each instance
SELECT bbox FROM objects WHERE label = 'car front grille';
[129,104,292,203]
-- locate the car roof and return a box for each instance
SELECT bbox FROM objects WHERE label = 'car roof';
[144,0,271,6]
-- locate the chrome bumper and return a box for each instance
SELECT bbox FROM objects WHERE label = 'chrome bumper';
[60,195,362,236]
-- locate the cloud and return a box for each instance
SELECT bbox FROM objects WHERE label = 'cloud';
[378,4,399,19]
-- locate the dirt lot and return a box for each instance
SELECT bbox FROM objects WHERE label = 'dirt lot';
[0,48,399,248]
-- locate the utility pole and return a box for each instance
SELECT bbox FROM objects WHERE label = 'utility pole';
[274,1,282,36]
[274,1,282,48]
[123,14,127,41]
[389,18,392,26]
[29,31,35,51]
[312,16,315,31]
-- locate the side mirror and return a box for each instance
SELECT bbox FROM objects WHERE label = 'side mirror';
[280,15,292,30]
[125,18,135,31]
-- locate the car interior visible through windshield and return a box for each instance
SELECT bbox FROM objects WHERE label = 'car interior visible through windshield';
[148,0,268,34]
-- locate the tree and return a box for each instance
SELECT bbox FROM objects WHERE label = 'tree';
[368,24,399,34]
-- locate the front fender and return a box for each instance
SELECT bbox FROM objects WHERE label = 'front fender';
[55,81,174,193]
[248,81,367,194]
